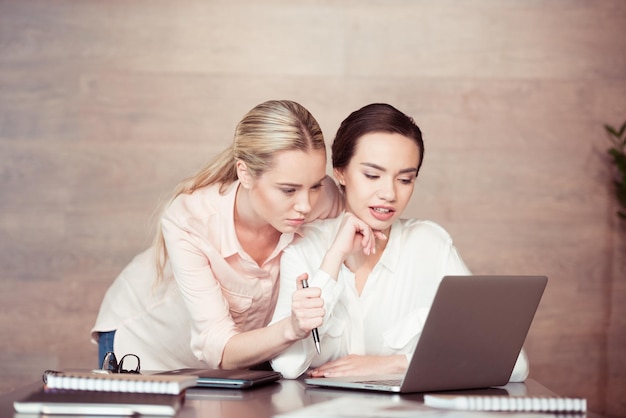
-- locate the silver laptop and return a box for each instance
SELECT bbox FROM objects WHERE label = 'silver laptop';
[305,275,547,393]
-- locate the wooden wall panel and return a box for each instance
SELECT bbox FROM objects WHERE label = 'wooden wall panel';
[1,0,625,415]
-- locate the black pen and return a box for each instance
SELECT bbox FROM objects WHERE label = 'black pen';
[301,279,321,354]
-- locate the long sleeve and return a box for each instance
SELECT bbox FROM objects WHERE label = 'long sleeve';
[267,242,312,378]
[510,349,530,382]
[159,182,290,368]
[269,219,346,378]
[161,209,240,368]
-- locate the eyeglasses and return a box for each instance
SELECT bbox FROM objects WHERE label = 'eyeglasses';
[100,351,141,374]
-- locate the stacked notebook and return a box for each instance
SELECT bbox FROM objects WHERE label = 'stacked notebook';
[14,370,198,416]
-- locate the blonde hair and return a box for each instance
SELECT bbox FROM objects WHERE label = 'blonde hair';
[154,100,325,283]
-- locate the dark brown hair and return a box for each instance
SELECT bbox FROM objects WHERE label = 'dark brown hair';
[331,103,424,173]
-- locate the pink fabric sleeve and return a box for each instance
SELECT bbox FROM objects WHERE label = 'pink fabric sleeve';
[160,213,238,369]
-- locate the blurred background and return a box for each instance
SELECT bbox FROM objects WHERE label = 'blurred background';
[0,0,625,416]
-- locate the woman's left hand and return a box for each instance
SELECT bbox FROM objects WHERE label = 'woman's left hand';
[306,354,407,377]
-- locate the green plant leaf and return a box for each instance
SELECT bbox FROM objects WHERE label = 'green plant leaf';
[606,120,626,221]
[605,124,619,138]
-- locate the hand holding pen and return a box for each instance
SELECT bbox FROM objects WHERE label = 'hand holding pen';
[300,278,321,354]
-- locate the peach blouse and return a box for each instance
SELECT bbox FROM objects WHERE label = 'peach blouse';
[91,177,342,370]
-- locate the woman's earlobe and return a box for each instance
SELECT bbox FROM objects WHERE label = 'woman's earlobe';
[333,168,345,186]
[236,160,251,187]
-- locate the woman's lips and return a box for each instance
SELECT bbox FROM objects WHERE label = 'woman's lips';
[286,218,306,227]
[369,206,395,221]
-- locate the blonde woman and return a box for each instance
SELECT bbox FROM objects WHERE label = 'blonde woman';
[91,100,343,370]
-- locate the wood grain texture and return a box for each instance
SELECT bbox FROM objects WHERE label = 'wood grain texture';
[1,0,625,415]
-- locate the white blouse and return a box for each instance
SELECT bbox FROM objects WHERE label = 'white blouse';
[270,215,529,381]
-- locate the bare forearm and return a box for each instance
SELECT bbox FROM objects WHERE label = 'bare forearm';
[220,317,298,369]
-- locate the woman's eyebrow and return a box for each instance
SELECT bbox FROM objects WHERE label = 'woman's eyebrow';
[276,182,302,188]
[360,162,418,174]
[276,176,326,188]
[360,162,385,171]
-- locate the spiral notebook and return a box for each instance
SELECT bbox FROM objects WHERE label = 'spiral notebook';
[42,370,198,395]
[424,394,587,413]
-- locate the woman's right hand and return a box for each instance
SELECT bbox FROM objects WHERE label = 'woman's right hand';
[317,213,387,280]
[331,212,386,258]
[319,213,387,279]
[288,273,324,340]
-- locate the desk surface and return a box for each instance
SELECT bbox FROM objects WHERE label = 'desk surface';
[2,378,595,417]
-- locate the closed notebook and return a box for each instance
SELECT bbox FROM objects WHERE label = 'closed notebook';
[43,370,198,395]
[14,387,184,416]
